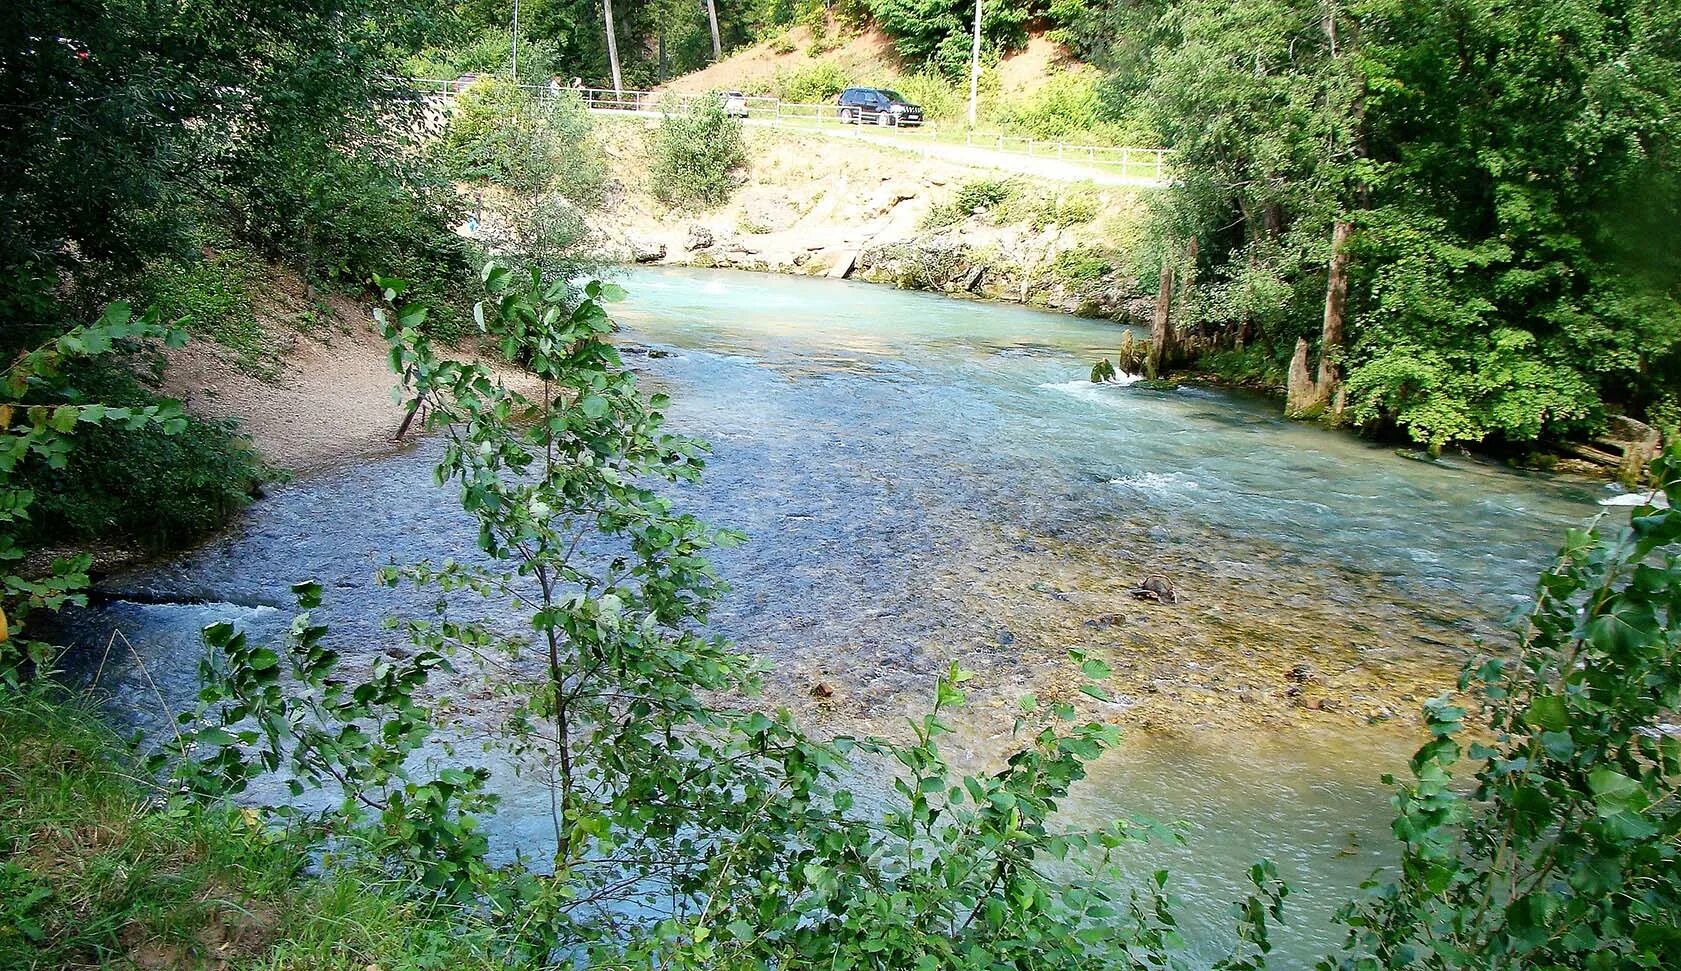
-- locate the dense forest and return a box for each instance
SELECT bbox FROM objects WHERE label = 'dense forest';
[4,0,1681,968]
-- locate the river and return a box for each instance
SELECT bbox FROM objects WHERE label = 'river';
[64,266,1621,967]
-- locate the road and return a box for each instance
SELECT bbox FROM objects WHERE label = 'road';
[584,106,1169,188]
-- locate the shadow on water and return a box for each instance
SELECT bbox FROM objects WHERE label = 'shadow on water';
[56,265,1618,968]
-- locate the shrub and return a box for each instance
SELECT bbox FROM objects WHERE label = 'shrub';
[773,61,853,103]
[1048,246,1115,284]
[482,193,596,286]
[923,178,1018,228]
[230,132,472,325]
[996,184,1102,228]
[883,69,966,122]
[442,77,605,201]
[925,179,1100,230]
[647,100,749,209]
[20,364,265,550]
[139,248,278,378]
[990,69,1107,141]
[403,30,561,86]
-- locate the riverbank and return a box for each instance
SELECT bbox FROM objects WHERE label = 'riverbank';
[160,267,536,475]
[592,120,1153,324]
[587,120,1663,485]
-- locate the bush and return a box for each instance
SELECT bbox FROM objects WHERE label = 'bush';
[647,100,749,209]
[139,248,277,378]
[1048,246,1115,283]
[443,77,605,201]
[19,364,265,550]
[884,69,966,121]
[482,194,596,286]
[773,61,853,103]
[403,30,562,86]
[990,69,1107,140]
[232,132,471,307]
[923,177,1017,228]
[996,184,1102,228]
[924,178,1100,230]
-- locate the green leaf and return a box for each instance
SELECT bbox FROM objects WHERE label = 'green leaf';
[1585,600,1658,655]
[1526,694,1567,732]
[1587,767,1644,816]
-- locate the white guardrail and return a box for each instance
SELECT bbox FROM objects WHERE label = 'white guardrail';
[413,78,1169,184]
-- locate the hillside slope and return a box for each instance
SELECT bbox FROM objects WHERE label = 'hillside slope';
[661,24,1080,106]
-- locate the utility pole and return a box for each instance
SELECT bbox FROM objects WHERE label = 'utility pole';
[603,0,623,95]
[967,0,982,126]
[511,0,520,80]
[706,0,722,61]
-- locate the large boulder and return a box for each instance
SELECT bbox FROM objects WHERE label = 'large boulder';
[684,224,714,251]
[629,237,666,263]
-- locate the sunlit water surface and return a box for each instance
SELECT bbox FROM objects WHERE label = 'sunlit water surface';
[64,267,1621,967]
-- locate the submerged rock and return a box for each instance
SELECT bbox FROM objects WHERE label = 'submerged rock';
[1130,574,1179,604]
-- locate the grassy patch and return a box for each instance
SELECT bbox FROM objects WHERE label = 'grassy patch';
[0,687,515,971]
[1047,246,1117,284]
[923,178,1103,230]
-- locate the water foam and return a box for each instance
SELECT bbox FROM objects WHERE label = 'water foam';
[1599,490,1670,509]
[1037,374,1143,397]
[1108,470,1201,494]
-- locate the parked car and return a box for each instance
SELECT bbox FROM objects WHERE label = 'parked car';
[724,90,749,119]
[835,87,923,127]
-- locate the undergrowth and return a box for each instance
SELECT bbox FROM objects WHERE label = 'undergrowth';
[0,686,515,971]
[16,364,267,551]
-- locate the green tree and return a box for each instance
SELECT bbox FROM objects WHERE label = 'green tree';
[1123,0,1681,450]
[868,0,1032,78]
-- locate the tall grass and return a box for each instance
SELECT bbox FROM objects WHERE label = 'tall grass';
[0,687,516,970]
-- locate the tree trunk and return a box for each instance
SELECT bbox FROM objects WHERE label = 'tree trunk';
[1315,220,1354,416]
[1177,236,1199,346]
[706,0,722,61]
[1285,338,1315,416]
[603,0,622,95]
[1146,244,1177,379]
[967,0,982,125]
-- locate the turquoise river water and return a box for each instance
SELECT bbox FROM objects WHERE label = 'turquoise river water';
[65,266,1634,967]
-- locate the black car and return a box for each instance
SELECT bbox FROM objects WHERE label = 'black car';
[836,87,923,127]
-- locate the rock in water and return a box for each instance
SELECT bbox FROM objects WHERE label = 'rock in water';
[1130,574,1178,604]
[629,238,666,263]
